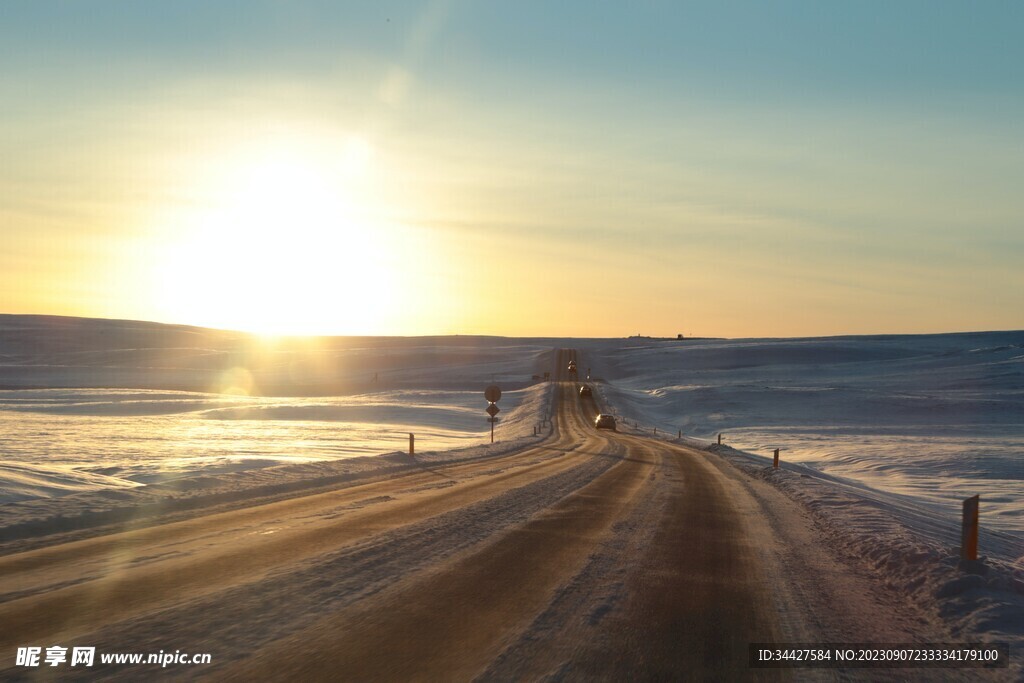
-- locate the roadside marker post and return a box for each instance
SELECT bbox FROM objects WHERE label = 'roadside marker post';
[486,404,499,442]
[678,429,681,439]
[718,433,722,445]
[485,384,501,444]
[773,448,780,469]
[961,495,980,561]
[409,433,415,455]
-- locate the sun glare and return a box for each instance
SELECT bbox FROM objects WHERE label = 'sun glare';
[153,135,411,335]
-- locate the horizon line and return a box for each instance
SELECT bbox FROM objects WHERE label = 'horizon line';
[1,312,1021,343]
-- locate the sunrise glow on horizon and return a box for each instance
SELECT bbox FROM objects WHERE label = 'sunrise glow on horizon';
[2,2,1022,338]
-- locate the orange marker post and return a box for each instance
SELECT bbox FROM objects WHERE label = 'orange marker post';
[773,448,780,469]
[409,433,415,455]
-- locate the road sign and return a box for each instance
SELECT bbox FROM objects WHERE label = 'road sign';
[486,403,500,417]
[485,385,501,403]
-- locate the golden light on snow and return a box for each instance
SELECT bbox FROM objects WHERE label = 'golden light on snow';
[219,366,256,396]
[150,134,417,335]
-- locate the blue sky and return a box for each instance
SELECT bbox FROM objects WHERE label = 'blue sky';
[6,2,1021,96]
[1,1,1021,336]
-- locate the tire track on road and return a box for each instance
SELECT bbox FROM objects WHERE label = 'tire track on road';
[218,424,651,681]
[481,434,787,681]
[53,436,624,681]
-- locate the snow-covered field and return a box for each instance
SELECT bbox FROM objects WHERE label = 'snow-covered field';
[581,332,1023,537]
[0,316,556,505]
[0,387,542,502]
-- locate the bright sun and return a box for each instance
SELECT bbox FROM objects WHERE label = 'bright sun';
[154,136,408,335]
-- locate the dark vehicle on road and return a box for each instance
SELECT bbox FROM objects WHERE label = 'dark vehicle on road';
[594,414,616,430]
[579,385,592,398]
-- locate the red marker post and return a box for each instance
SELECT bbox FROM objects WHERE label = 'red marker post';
[961,495,980,561]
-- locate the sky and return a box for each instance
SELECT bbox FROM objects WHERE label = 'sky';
[1,1,1022,337]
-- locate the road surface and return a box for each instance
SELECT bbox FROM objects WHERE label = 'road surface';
[0,349,917,680]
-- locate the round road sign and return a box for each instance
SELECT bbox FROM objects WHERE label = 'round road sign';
[484,385,502,403]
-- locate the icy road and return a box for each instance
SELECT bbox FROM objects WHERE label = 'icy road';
[0,350,981,681]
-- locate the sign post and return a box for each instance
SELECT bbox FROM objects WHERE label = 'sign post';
[485,385,501,444]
